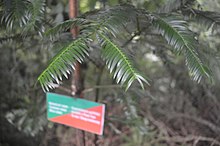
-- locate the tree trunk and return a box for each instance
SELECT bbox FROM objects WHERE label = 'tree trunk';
[69,0,86,146]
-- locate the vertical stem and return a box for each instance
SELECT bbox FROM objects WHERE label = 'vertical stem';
[94,68,103,146]
[69,0,78,37]
[95,69,103,102]
[69,0,86,146]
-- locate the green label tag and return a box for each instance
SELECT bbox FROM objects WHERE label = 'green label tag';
[47,93,105,135]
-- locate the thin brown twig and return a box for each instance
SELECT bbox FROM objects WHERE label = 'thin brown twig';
[169,112,220,134]
[150,135,220,145]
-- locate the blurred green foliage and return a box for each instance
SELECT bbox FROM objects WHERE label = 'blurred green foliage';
[0,0,220,146]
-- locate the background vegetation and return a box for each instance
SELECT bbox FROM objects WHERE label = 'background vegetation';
[0,0,220,146]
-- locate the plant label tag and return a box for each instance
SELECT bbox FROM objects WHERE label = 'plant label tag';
[47,92,105,135]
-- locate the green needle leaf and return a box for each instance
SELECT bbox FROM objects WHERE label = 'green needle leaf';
[37,38,89,91]
[98,32,149,90]
[152,15,212,82]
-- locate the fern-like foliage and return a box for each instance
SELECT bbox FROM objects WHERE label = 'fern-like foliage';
[38,4,148,91]
[98,33,149,90]
[38,3,215,92]
[0,0,45,33]
[94,4,136,37]
[38,38,89,91]
[183,9,220,30]
[24,0,46,34]
[45,4,136,38]
[152,15,212,82]
[1,0,31,29]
